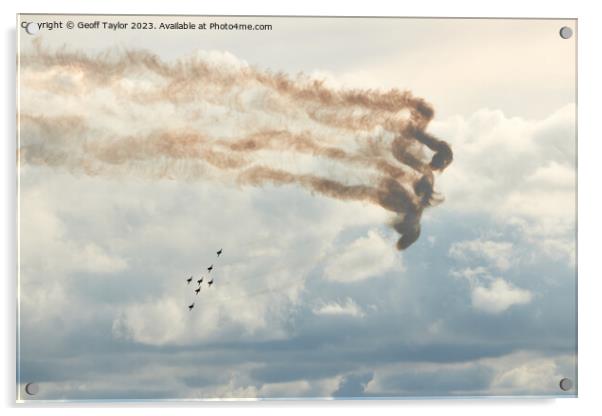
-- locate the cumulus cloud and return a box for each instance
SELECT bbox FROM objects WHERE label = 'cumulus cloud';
[364,362,493,396]
[19,165,393,349]
[471,278,533,314]
[312,297,366,318]
[257,376,340,398]
[432,104,576,267]
[333,372,373,397]
[451,266,533,314]
[19,184,128,277]
[493,359,557,393]
[484,351,576,395]
[449,239,514,271]
[363,351,575,397]
[323,230,400,283]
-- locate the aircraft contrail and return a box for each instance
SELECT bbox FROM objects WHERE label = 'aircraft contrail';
[18,41,453,250]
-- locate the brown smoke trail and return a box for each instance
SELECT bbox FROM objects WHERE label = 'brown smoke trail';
[18,43,453,250]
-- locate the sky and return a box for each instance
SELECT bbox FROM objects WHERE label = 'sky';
[17,15,577,400]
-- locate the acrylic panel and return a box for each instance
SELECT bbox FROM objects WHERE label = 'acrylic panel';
[16,15,577,401]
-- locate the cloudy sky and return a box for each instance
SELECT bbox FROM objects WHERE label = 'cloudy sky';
[17,15,576,400]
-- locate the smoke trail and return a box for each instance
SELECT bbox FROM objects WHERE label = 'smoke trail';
[18,43,453,250]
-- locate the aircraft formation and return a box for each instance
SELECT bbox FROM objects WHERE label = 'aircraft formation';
[187,248,223,311]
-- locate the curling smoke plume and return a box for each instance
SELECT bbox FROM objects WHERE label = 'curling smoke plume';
[18,42,453,250]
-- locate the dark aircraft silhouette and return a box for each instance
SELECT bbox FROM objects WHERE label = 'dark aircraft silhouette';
[217,249,223,257]
[186,276,193,284]
[207,265,213,272]
[188,302,195,311]
[208,278,214,287]
[195,288,200,295]
[197,278,203,285]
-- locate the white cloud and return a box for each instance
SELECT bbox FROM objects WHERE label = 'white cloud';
[20,162,394,347]
[112,298,192,346]
[78,243,128,274]
[525,161,575,189]
[312,297,365,318]
[258,376,341,398]
[199,381,260,399]
[484,351,576,395]
[471,278,533,314]
[450,266,489,280]
[433,105,575,221]
[323,230,400,283]
[452,267,533,315]
[493,359,557,392]
[19,183,128,277]
[191,49,250,71]
[449,239,514,271]
[19,181,129,326]
[364,351,575,397]
[433,104,575,269]
[537,238,576,267]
